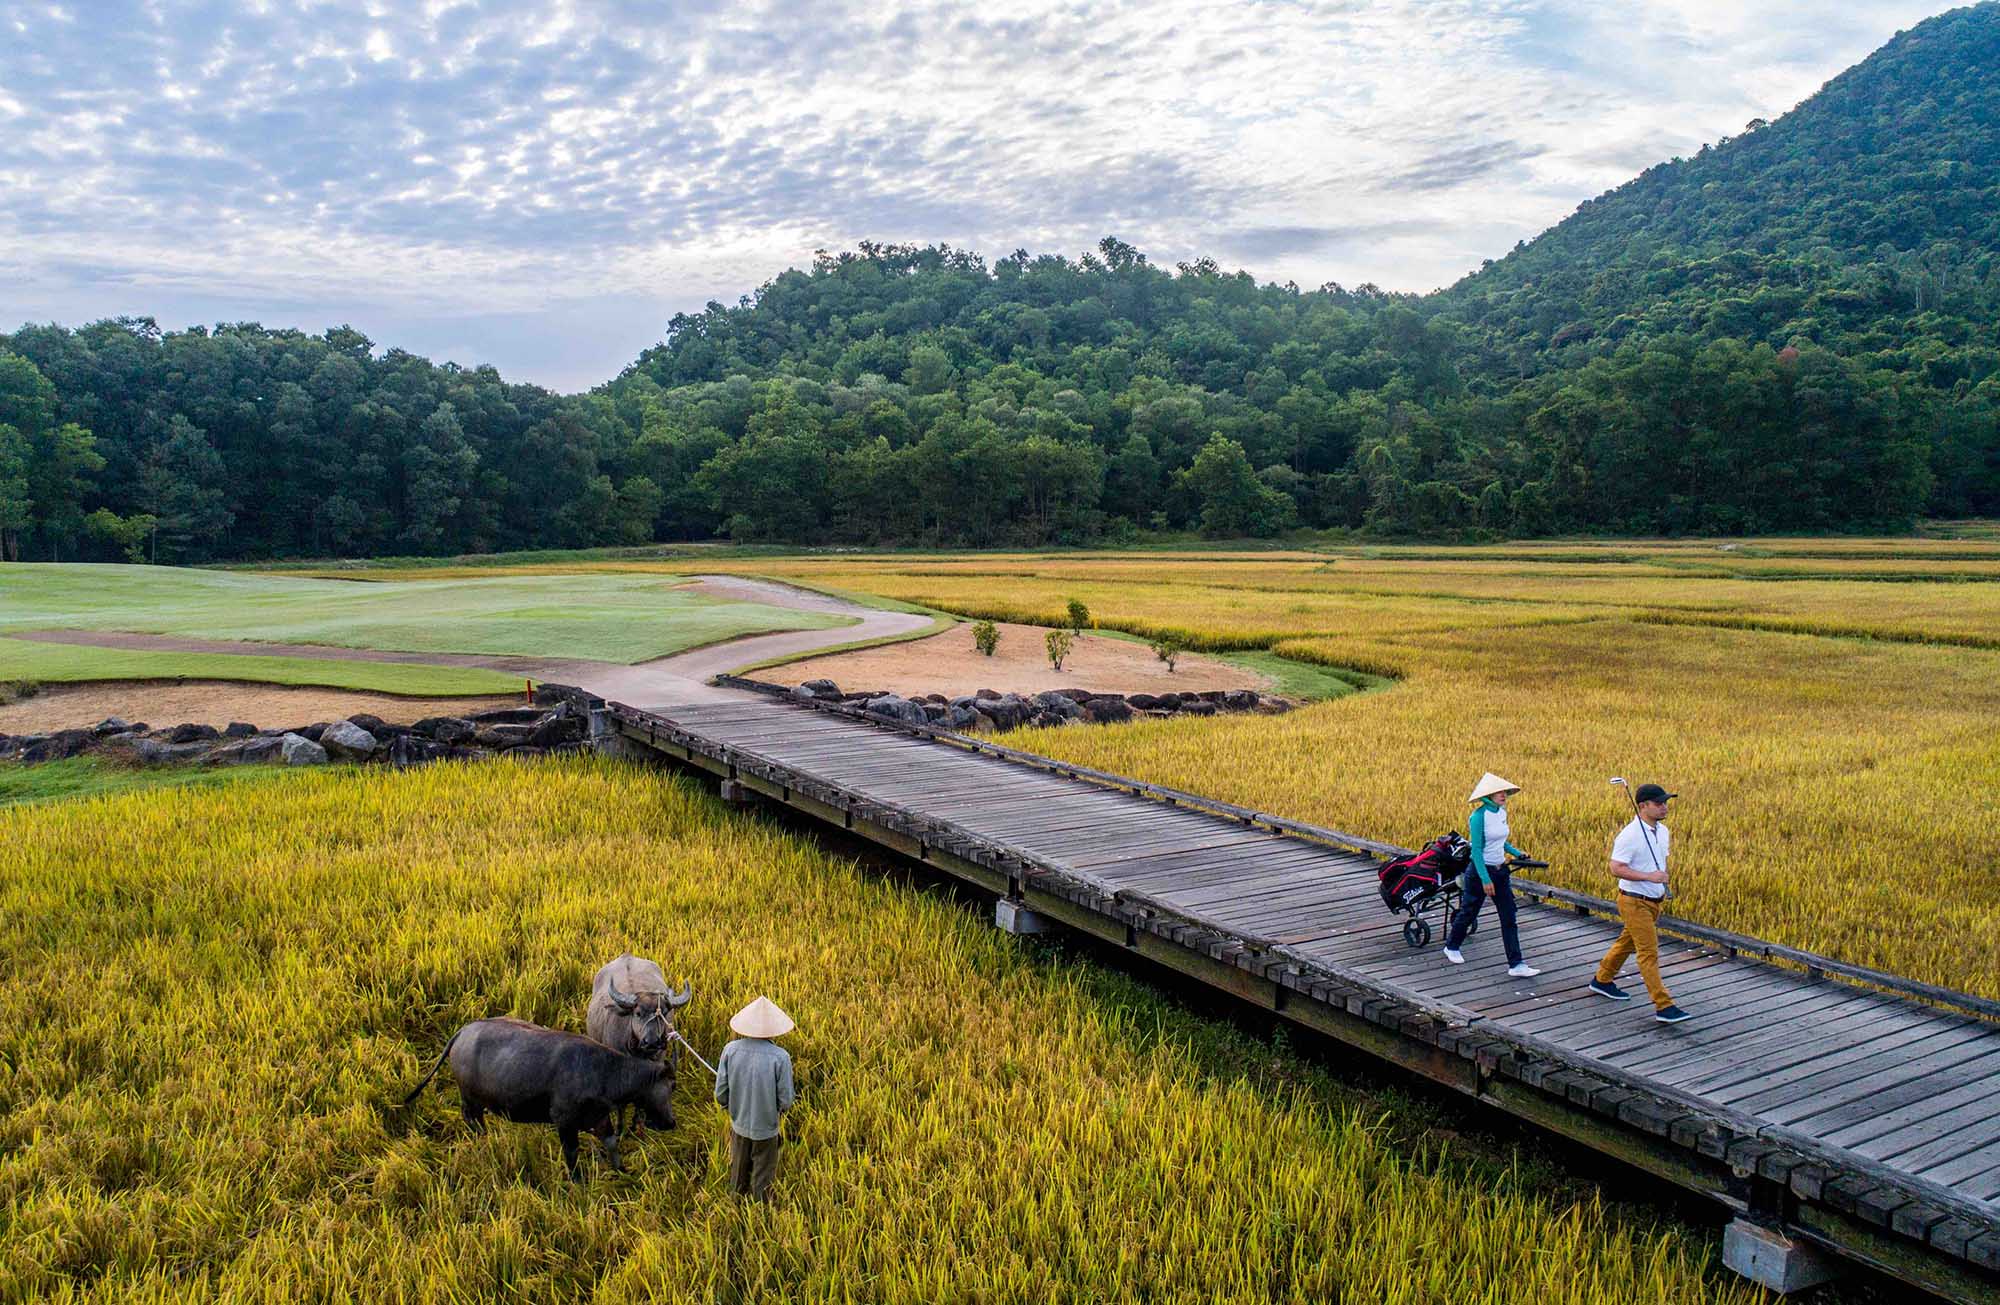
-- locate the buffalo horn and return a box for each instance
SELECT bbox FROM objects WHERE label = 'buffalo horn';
[668,982,693,1009]
[607,974,639,1013]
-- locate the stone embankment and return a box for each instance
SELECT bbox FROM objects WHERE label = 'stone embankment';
[786,678,1293,732]
[0,690,592,769]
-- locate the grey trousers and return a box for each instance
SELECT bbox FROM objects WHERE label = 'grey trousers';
[727,1128,783,1200]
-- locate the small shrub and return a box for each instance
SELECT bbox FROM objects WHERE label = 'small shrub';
[1065,598,1092,631]
[1151,638,1184,672]
[972,620,999,657]
[1045,628,1074,672]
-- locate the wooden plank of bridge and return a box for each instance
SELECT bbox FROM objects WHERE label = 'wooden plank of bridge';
[625,694,2000,1237]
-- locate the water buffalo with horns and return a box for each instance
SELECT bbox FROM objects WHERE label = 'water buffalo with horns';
[402,1017,676,1179]
[587,953,692,1064]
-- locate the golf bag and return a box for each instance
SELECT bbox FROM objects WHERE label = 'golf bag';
[1377,832,1472,913]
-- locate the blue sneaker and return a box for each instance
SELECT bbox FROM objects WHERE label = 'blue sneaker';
[1588,980,1631,1001]
[1655,1004,1692,1023]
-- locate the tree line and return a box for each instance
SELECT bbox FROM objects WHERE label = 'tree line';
[4,244,1991,561]
[6,7,1998,560]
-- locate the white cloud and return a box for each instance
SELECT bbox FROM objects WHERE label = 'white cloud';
[0,0,1964,389]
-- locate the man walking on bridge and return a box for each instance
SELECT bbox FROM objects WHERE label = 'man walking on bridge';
[1589,783,1693,1023]
[714,995,797,1200]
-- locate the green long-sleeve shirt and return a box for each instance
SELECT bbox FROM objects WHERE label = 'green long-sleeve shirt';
[1467,798,1525,886]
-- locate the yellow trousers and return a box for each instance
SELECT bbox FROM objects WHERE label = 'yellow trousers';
[1596,892,1673,1010]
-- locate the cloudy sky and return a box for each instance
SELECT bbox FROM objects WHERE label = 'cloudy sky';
[0,0,1962,391]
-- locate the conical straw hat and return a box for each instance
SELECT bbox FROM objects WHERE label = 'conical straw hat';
[729,995,796,1039]
[1467,772,1520,803]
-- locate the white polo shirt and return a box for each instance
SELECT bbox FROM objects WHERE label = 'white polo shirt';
[1612,817,1669,899]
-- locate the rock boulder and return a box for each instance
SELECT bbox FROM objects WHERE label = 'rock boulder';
[21,729,97,763]
[863,694,930,727]
[280,733,329,766]
[530,712,585,747]
[474,723,536,749]
[389,735,445,768]
[1084,697,1133,724]
[413,716,474,745]
[319,719,379,760]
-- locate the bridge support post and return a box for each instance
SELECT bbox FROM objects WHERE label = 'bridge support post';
[1723,1219,1840,1295]
[588,710,654,762]
[718,779,756,805]
[995,898,1056,936]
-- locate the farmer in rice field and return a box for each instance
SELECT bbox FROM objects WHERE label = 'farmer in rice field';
[1589,784,1693,1023]
[714,996,797,1200]
[1443,772,1540,977]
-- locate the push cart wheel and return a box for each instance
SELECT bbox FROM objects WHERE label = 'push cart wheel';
[1403,917,1430,949]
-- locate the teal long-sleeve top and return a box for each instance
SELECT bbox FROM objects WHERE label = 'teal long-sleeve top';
[1468,798,1525,886]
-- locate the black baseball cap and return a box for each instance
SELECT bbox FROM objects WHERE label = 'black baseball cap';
[1635,783,1677,804]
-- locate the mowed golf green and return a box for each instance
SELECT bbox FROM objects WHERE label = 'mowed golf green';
[0,638,525,696]
[0,566,855,667]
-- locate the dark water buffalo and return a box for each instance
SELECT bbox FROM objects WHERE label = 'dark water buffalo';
[403,1017,676,1178]
[586,954,691,1063]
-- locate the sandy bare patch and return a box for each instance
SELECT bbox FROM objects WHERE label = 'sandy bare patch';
[0,682,522,734]
[752,621,1271,698]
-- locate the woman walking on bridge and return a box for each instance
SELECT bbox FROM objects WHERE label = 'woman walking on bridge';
[1443,773,1540,977]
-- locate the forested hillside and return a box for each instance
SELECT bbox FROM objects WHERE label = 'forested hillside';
[3,4,1996,561]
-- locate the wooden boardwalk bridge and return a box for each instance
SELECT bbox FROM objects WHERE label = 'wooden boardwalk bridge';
[594,681,2000,1300]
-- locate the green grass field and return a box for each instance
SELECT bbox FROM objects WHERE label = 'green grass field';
[0,637,524,696]
[0,565,856,667]
[0,755,293,807]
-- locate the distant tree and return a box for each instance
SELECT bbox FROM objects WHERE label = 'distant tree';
[400,402,479,552]
[24,421,103,560]
[1065,598,1091,631]
[906,344,956,395]
[696,433,829,541]
[0,421,29,561]
[972,619,999,656]
[0,349,104,559]
[613,476,664,544]
[1180,435,1296,536]
[1045,628,1073,672]
[1151,636,1184,672]
[138,416,233,561]
[1104,433,1161,521]
[85,508,155,562]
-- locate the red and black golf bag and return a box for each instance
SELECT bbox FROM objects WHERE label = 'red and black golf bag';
[1377,832,1472,914]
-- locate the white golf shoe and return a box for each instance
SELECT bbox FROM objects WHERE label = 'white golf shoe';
[1508,963,1542,977]
[1443,947,1465,964]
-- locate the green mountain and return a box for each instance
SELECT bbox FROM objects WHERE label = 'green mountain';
[2,5,1996,561]
[1437,0,2000,379]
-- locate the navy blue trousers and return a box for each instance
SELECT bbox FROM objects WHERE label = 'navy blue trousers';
[1445,863,1523,965]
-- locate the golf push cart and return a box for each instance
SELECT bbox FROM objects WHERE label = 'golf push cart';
[1377,834,1548,948]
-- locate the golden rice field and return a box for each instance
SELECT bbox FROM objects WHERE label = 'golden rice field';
[679,543,2000,994]
[288,540,2000,992]
[0,760,1757,1303]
